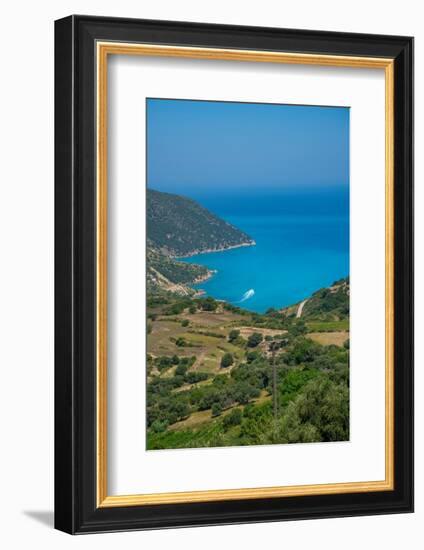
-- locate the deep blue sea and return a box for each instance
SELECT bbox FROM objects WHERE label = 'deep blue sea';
[180,189,349,313]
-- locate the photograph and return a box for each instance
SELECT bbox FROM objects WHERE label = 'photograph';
[51,12,413,535]
[146,98,350,450]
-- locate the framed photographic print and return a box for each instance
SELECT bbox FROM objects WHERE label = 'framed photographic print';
[54,15,414,534]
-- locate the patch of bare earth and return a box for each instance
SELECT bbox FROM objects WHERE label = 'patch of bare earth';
[181,310,244,327]
[307,331,349,347]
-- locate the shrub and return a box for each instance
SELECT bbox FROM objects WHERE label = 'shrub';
[211,402,223,417]
[181,319,189,327]
[250,387,261,398]
[221,352,234,369]
[228,329,240,342]
[156,356,173,372]
[234,382,252,405]
[288,320,307,337]
[246,350,261,363]
[175,337,186,347]
[165,302,187,315]
[151,419,169,433]
[223,408,243,428]
[198,297,218,311]
[247,332,263,348]
[278,377,349,443]
[175,364,188,376]
[185,371,209,384]
[147,295,169,307]
[286,338,322,365]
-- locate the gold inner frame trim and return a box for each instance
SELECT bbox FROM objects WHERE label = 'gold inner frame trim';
[96,41,395,508]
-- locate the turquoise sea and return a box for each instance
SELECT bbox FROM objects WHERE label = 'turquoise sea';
[180,190,349,313]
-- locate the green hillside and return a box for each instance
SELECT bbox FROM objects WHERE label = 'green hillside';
[146,279,349,450]
[146,189,255,295]
[301,277,349,321]
[147,189,255,257]
[147,247,212,295]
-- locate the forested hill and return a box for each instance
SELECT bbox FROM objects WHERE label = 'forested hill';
[301,277,349,320]
[280,277,349,322]
[146,247,211,295]
[147,189,255,257]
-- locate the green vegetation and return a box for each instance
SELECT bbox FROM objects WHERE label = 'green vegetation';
[147,188,254,257]
[220,352,234,369]
[145,191,349,449]
[147,365,348,449]
[197,297,219,311]
[147,246,209,290]
[146,189,255,296]
[247,332,263,348]
[302,278,349,321]
[146,278,349,450]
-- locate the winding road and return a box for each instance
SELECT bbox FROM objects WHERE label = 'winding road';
[296,299,308,318]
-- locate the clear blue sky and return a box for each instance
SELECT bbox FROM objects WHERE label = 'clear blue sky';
[146,98,349,197]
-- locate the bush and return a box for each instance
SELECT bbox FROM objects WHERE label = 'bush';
[228,329,240,342]
[151,419,169,433]
[223,408,243,428]
[247,332,263,348]
[245,350,261,363]
[175,364,188,376]
[156,356,173,372]
[181,319,189,327]
[286,338,322,365]
[175,337,186,347]
[198,297,218,311]
[278,377,349,443]
[234,382,252,405]
[288,320,307,337]
[189,305,196,314]
[221,352,234,369]
[147,295,169,307]
[185,371,209,384]
[250,387,261,398]
[211,402,223,417]
[192,330,225,339]
[165,302,187,315]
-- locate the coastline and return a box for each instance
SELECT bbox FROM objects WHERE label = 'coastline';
[192,269,217,284]
[175,240,256,259]
[178,240,256,297]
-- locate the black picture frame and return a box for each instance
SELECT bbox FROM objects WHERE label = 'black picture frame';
[55,15,414,534]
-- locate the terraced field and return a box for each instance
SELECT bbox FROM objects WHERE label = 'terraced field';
[148,308,287,374]
[146,278,349,450]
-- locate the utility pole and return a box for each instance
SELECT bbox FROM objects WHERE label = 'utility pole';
[269,341,279,424]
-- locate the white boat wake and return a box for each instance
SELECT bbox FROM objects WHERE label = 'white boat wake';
[237,289,255,303]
